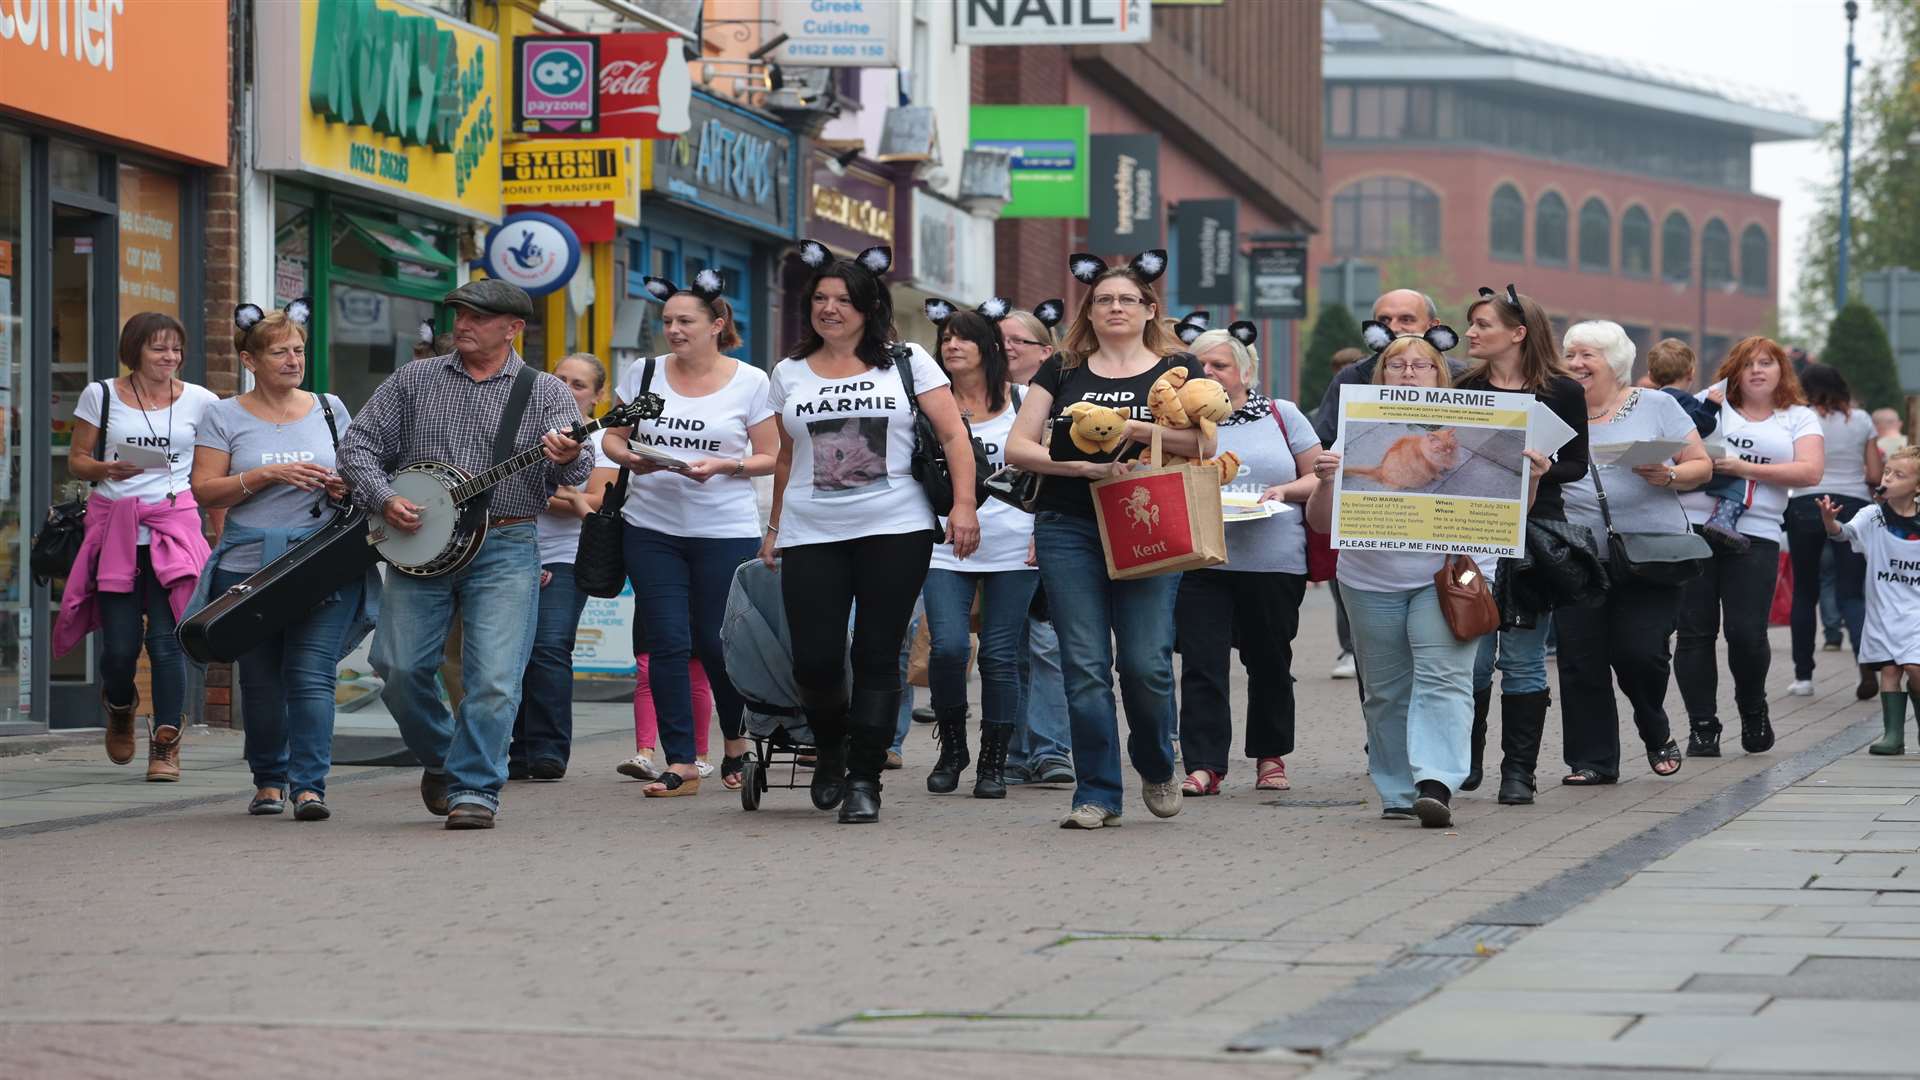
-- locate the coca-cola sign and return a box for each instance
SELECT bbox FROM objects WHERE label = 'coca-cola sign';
[597,32,691,140]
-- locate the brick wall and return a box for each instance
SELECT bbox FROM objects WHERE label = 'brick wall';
[972,47,1076,311]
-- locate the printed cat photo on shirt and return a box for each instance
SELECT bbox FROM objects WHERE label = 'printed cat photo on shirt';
[809,416,892,497]
[1340,421,1526,501]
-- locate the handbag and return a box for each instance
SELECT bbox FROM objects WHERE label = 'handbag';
[1271,405,1336,582]
[896,344,990,517]
[981,387,1046,512]
[30,380,108,585]
[1434,553,1500,640]
[1589,458,1710,587]
[575,358,651,599]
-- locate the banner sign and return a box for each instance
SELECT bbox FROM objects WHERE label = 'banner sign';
[1249,240,1308,320]
[808,152,895,255]
[596,32,693,140]
[968,106,1088,220]
[641,91,797,238]
[479,211,582,298]
[770,0,900,67]
[1086,134,1160,255]
[1176,199,1237,305]
[957,0,1151,44]
[516,36,599,135]
[502,139,629,203]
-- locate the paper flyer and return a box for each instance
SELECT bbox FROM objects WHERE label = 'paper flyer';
[1589,439,1691,469]
[1331,384,1536,559]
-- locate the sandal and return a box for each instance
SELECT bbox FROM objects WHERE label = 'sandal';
[642,771,701,798]
[1180,768,1222,796]
[248,788,285,816]
[1647,739,1683,777]
[721,754,746,791]
[1255,757,1290,791]
[1561,768,1617,786]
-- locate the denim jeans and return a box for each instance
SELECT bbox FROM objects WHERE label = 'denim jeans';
[509,562,591,770]
[372,523,541,812]
[1472,620,1552,695]
[923,568,1039,729]
[1340,581,1477,807]
[215,567,362,798]
[1674,533,1780,728]
[1786,494,1867,678]
[892,601,922,753]
[97,547,186,730]
[625,526,756,766]
[1011,616,1074,772]
[1818,545,1844,644]
[1033,512,1179,817]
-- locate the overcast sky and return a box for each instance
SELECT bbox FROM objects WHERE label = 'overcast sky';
[1422,0,1892,332]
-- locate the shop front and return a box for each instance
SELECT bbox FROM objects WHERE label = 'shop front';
[253,0,504,412]
[1,0,230,731]
[901,187,997,351]
[790,149,901,347]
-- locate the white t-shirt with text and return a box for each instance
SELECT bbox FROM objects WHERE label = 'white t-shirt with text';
[75,379,219,543]
[1839,504,1920,666]
[1681,397,1821,544]
[617,355,773,540]
[535,430,617,566]
[930,394,1033,574]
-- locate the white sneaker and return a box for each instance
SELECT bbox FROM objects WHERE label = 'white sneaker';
[616,754,661,781]
[1142,777,1183,818]
[1330,652,1357,679]
[695,759,716,779]
[1060,804,1122,829]
[1788,679,1815,697]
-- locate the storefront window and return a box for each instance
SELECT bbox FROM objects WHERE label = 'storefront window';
[48,142,101,196]
[115,163,184,326]
[1,130,27,726]
[323,199,458,410]
[274,199,312,310]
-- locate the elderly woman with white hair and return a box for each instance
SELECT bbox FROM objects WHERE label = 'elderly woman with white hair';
[1172,320,1322,795]
[1555,320,1713,783]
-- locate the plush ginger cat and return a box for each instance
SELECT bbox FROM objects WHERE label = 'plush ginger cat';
[1146,366,1239,485]
[1062,401,1130,454]
[1344,428,1461,490]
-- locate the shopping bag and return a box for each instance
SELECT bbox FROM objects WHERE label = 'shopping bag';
[1090,427,1228,580]
[906,586,980,687]
[1768,549,1792,627]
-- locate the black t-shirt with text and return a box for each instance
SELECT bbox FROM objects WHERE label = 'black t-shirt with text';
[1031,352,1187,518]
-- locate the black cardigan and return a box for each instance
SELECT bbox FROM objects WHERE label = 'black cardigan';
[1453,372,1589,524]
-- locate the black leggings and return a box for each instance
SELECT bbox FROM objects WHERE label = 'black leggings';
[1674,530,1780,728]
[781,531,937,700]
[1785,494,1867,679]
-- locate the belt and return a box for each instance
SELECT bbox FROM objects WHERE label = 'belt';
[489,515,536,528]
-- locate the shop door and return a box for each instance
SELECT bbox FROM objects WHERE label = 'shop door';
[46,206,116,726]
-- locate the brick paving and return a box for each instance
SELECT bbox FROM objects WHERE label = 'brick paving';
[0,590,1894,1076]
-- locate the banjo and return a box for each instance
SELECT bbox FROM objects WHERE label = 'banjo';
[369,393,663,577]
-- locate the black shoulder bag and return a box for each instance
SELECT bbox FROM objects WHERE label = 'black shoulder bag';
[575,358,651,598]
[1590,449,1711,588]
[31,380,109,584]
[897,344,990,517]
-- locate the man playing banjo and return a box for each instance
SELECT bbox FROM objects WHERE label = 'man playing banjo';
[338,280,590,830]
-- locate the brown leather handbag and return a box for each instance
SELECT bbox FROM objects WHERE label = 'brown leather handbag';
[1434,554,1499,640]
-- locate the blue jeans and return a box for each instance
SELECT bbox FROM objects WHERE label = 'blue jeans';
[923,568,1039,728]
[625,526,757,766]
[1011,615,1073,772]
[1341,582,1477,807]
[1033,512,1179,817]
[893,601,921,753]
[1472,619,1552,695]
[372,523,541,813]
[214,567,361,798]
[97,547,186,729]
[510,562,591,769]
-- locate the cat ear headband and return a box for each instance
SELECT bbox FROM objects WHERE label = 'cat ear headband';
[417,320,436,344]
[1360,320,1458,354]
[1174,310,1211,345]
[796,238,892,277]
[1068,249,1167,286]
[1228,320,1258,347]
[1031,299,1065,331]
[1477,283,1524,314]
[924,296,1013,327]
[234,298,312,331]
[643,267,727,304]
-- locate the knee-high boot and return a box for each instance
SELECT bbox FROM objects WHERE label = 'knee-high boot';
[800,684,849,811]
[1461,687,1491,792]
[1497,690,1551,806]
[841,688,897,823]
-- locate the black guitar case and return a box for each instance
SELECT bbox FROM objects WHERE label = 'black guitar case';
[177,505,379,664]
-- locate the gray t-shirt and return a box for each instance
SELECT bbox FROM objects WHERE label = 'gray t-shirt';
[1562,389,1696,541]
[1213,397,1320,574]
[1803,408,1873,501]
[196,393,348,573]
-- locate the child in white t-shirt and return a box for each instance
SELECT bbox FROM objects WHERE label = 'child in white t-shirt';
[1823,445,1920,755]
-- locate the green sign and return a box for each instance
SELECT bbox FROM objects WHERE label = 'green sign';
[307,0,486,154]
[969,105,1088,220]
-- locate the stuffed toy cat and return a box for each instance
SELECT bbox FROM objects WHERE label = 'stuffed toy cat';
[1146,366,1239,485]
[1062,401,1129,455]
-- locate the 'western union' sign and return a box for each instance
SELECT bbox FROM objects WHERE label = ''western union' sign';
[501,139,629,202]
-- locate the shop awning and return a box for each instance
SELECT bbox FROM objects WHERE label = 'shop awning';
[340,214,458,272]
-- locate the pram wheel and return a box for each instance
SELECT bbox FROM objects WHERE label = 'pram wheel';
[740,756,761,811]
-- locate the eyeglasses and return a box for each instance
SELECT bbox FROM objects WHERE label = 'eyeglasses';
[1091,295,1147,309]
[1383,360,1437,373]
[1005,336,1048,349]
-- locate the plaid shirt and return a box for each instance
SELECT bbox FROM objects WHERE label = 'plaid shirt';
[337,351,590,520]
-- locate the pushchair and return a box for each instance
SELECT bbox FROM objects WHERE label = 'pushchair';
[720,558,848,810]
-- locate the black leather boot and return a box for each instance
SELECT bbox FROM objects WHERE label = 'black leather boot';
[800,685,849,811]
[839,689,898,823]
[840,779,881,823]
[973,723,1012,799]
[926,707,971,794]
[1497,690,1550,806]
[1461,687,1491,792]
[1687,717,1722,758]
[1740,709,1775,754]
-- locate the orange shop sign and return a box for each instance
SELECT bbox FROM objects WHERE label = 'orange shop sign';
[0,0,230,166]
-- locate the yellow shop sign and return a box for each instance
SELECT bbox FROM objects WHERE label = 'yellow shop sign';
[502,140,630,203]
[254,0,503,221]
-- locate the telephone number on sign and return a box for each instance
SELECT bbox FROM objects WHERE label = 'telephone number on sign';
[785,43,889,57]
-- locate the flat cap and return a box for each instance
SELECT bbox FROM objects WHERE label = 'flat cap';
[444,279,534,320]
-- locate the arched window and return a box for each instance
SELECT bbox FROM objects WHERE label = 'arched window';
[1702,219,1732,286]
[1739,224,1769,293]
[1489,183,1524,261]
[1621,206,1652,277]
[1330,177,1442,258]
[1661,211,1692,284]
[1535,192,1569,266]
[1578,198,1610,272]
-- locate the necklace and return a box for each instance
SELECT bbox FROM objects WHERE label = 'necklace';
[250,388,309,426]
[126,373,177,501]
[1587,388,1630,421]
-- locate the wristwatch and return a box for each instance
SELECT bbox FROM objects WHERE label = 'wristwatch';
[731,460,747,479]
[1666,468,1677,486]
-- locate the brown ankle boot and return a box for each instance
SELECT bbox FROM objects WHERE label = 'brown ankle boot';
[146,725,182,782]
[103,689,139,765]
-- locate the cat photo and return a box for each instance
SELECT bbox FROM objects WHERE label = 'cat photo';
[809,416,892,498]
[1340,422,1525,501]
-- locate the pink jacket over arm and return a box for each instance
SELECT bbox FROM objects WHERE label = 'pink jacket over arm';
[53,492,211,658]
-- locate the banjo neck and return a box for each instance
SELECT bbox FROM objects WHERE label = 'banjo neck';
[448,413,616,505]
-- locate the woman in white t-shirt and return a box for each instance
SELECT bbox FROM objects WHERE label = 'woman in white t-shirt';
[506,353,619,781]
[1785,363,1881,700]
[761,241,979,825]
[1675,338,1823,757]
[58,312,217,776]
[917,298,1038,800]
[603,272,777,798]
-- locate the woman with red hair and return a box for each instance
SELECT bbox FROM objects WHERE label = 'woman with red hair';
[1675,337,1823,757]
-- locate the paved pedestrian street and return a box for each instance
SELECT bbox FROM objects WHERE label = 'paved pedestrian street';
[3,591,1916,1078]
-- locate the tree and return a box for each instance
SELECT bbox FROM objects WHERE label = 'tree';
[1300,302,1362,411]
[1825,301,1902,411]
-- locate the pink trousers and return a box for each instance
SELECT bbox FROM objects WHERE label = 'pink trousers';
[633,654,716,756]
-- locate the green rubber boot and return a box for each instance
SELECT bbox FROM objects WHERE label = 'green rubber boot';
[1871,692,1907,756]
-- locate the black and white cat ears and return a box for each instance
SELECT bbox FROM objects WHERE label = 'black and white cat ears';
[417,320,436,344]
[234,298,312,331]
[1032,299,1065,330]
[1174,311,1258,347]
[1478,283,1523,312]
[1361,320,1460,354]
[1068,249,1167,286]
[796,238,892,277]
[923,295,1012,327]
[642,267,727,304]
